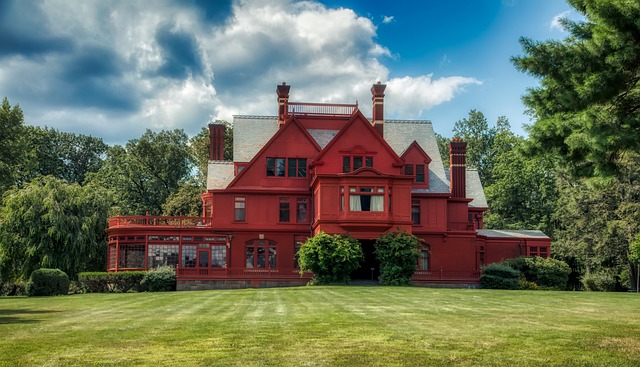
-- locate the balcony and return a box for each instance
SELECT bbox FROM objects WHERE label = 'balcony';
[108,215,212,229]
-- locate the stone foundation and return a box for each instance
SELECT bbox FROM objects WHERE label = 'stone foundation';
[177,279,308,291]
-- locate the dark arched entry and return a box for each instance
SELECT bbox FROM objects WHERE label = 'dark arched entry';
[351,240,379,281]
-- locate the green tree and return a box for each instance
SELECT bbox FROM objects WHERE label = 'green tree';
[298,232,363,285]
[512,0,640,177]
[22,126,107,185]
[0,98,27,193]
[0,176,110,280]
[374,232,420,285]
[190,122,233,185]
[452,110,511,186]
[90,129,194,215]
[484,135,558,236]
[435,132,451,167]
[162,179,204,216]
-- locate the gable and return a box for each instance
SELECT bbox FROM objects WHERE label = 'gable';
[228,117,321,190]
[312,110,404,176]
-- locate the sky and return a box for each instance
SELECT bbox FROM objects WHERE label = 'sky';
[0,0,578,146]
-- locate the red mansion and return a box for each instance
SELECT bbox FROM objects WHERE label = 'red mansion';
[107,82,551,290]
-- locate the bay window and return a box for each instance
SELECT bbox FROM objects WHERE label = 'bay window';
[349,186,385,212]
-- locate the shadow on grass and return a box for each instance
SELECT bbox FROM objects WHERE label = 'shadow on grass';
[0,309,60,325]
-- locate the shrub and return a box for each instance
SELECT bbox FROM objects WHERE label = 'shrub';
[480,263,520,290]
[298,232,363,285]
[0,280,26,296]
[26,268,70,296]
[375,232,420,285]
[581,270,618,292]
[68,280,87,295]
[141,266,176,292]
[78,271,147,293]
[506,256,571,290]
[78,272,110,293]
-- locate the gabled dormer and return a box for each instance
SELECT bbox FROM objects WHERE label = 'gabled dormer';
[311,110,404,176]
[227,116,321,190]
[400,140,432,189]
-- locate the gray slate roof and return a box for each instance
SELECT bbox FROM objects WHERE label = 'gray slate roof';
[476,229,549,239]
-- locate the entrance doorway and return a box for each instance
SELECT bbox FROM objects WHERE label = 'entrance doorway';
[351,240,379,281]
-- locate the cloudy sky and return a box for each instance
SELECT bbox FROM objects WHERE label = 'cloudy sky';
[1,0,575,145]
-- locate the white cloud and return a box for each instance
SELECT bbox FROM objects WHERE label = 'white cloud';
[550,10,571,31]
[1,0,481,144]
[382,15,394,24]
[385,75,482,118]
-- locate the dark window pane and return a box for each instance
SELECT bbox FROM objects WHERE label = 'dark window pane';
[279,198,290,222]
[365,156,373,167]
[296,198,307,222]
[416,164,425,182]
[343,156,350,173]
[404,164,414,175]
[276,158,285,176]
[266,158,275,176]
[353,156,363,170]
[288,158,296,177]
[297,159,307,177]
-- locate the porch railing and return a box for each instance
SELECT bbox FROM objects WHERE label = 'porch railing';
[413,268,481,282]
[108,215,212,229]
[286,101,358,118]
[176,267,311,279]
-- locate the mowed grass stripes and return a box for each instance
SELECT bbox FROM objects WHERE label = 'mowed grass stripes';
[1,287,639,366]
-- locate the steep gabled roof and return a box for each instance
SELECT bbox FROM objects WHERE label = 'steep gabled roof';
[226,116,321,189]
[400,140,432,163]
[312,110,404,167]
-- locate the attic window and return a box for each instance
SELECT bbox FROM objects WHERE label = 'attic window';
[343,155,373,173]
[404,164,425,183]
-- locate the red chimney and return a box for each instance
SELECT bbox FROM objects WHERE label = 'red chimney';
[277,82,291,127]
[449,138,467,198]
[371,81,386,136]
[208,123,225,160]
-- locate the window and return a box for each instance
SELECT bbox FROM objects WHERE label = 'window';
[288,158,307,177]
[148,244,179,268]
[296,198,308,222]
[530,247,539,257]
[404,164,414,176]
[405,164,425,183]
[109,245,116,269]
[268,157,306,177]
[211,245,227,268]
[118,244,145,268]
[266,157,285,176]
[245,239,277,268]
[279,197,290,222]
[182,245,197,268]
[349,186,384,212]
[420,246,430,271]
[540,247,548,258]
[234,197,246,221]
[343,155,374,172]
[412,200,420,225]
[416,164,425,183]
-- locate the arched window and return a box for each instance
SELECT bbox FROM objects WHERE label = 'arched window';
[245,239,277,268]
[419,245,430,271]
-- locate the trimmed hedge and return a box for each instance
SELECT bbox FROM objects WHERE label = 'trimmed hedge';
[78,271,147,293]
[141,266,176,292]
[480,263,520,290]
[26,268,70,296]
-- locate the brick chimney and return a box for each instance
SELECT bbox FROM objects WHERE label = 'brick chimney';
[208,123,225,160]
[449,138,467,198]
[277,82,291,128]
[371,81,386,136]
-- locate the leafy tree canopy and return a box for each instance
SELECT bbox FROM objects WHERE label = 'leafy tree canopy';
[512,0,640,177]
[0,176,110,280]
[0,98,26,194]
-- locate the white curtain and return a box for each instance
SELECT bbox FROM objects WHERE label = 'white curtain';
[370,195,384,211]
[349,195,362,211]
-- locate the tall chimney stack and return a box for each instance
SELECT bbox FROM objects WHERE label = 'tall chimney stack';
[208,123,225,161]
[277,82,291,128]
[449,138,467,198]
[371,81,386,136]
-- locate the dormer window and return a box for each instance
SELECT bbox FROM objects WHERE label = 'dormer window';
[404,164,425,183]
[343,155,373,173]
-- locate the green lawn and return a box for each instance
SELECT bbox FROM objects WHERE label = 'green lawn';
[1,287,639,366]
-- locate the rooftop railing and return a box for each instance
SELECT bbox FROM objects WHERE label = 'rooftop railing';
[285,101,358,118]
